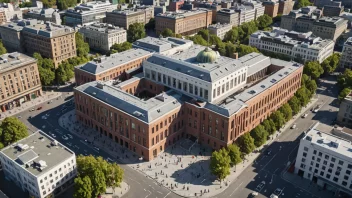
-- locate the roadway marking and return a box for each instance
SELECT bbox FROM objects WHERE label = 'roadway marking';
[261,153,277,171]
[157,191,163,194]
[230,181,243,196]
[163,192,171,198]
[144,189,151,198]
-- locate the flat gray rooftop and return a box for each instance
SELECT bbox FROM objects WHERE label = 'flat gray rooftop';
[0,131,74,177]
[0,52,36,73]
[75,49,152,75]
[304,123,352,158]
[133,36,193,53]
[75,81,183,123]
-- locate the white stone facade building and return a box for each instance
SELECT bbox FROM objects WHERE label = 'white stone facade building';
[340,37,352,68]
[208,23,232,40]
[249,28,334,63]
[79,23,127,52]
[0,131,77,198]
[294,123,352,195]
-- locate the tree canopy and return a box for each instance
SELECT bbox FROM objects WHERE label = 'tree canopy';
[73,176,92,198]
[294,0,312,9]
[304,61,324,79]
[338,69,352,89]
[57,0,77,10]
[0,40,7,55]
[161,28,174,37]
[34,52,55,86]
[227,144,242,166]
[257,14,273,30]
[41,0,56,8]
[236,133,255,155]
[288,96,302,115]
[127,23,146,43]
[279,103,293,122]
[76,32,90,57]
[75,155,124,198]
[250,124,268,147]
[295,86,311,106]
[110,42,132,54]
[321,53,340,74]
[0,117,28,148]
[145,18,155,30]
[262,119,276,135]
[270,111,285,129]
[339,88,351,101]
[209,148,231,182]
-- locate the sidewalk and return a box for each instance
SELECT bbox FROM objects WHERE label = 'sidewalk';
[0,91,62,120]
[58,98,319,198]
[101,181,130,198]
[282,171,335,198]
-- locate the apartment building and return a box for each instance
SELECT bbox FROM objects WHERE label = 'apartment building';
[169,0,184,11]
[0,131,77,198]
[0,52,42,113]
[155,9,212,35]
[216,1,264,27]
[0,3,22,24]
[21,21,76,68]
[322,1,344,17]
[23,8,61,25]
[208,23,232,40]
[249,28,334,63]
[340,37,352,68]
[281,10,347,41]
[65,0,116,27]
[278,0,295,15]
[337,90,352,126]
[106,6,154,30]
[74,49,152,85]
[0,20,25,52]
[74,37,303,161]
[263,1,279,18]
[294,123,352,196]
[78,23,127,53]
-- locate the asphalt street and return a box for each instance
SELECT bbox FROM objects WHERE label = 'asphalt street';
[216,75,340,198]
[2,75,340,198]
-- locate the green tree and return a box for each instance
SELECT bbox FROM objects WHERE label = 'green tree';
[270,111,285,129]
[74,176,92,198]
[0,40,7,55]
[19,2,33,7]
[110,41,132,53]
[321,53,340,74]
[279,103,293,122]
[209,148,231,183]
[190,35,208,46]
[127,23,146,42]
[0,117,28,147]
[338,88,351,101]
[224,27,239,43]
[262,119,276,135]
[306,79,317,94]
[294,0,312,9]
[250,124,268,147]
[225,43,237,57]
[197,29,210,41]
[257,14,273,29]
[288,96,302,115]
[227,144,242,166]
[304,61,324,79]
[301,73,310,87]
[338,69,352,89]
[236,133,255,155]
[76,32,90,57]
[33,53,55,85]
[236,44,259,57]
[161,28,174,37]
[41,0,56,7]
[145,18,155,30]
[295,86,311,106]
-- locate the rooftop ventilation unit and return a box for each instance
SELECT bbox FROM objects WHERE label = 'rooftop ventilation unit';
[17,144,29,151]
[133,111,143,117]
[330,141,339,148]
[249,90,256,94]
[50,140,58,146]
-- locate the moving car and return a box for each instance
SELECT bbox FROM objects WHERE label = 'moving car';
[250,191,258,197]
[301,113,308,118]
[266,149,272,156]
[273,188,283,196]
[255,181,265,192]
[37,107,43,110]
[291,124,296,129]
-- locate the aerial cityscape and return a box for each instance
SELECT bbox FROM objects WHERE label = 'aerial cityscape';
[0,0,351,198]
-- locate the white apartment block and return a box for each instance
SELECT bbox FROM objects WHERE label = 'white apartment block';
[79,23,127,52]
[294,123,352,195]
[249,28,334,63]
[0,3,22,24]
[340,37,352,68]
[337,90,352,127]
[0,131,77,198]
[208,23,232,40]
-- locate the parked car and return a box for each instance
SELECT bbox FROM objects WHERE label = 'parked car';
[255,181,266,192]
[291,124,297,129]
[301,113,308,118]
[250,191,258,197]
[273,188,283,196]
[266,150,272,156]
[37,107,43,110]
[62,135,68,140]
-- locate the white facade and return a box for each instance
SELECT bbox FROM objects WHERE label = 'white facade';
[249,28,335,63]
[0,131,77,198]
[208,23,232,40]
[0,3,22,23]
[340,37,352,68]
[294,123,352,195]
[79,23,127,52]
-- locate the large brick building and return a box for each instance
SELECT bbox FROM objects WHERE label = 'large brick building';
[74,37,303,161]
[0,19,76,68]
[155,9,212,35]
[0,52,42,112]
